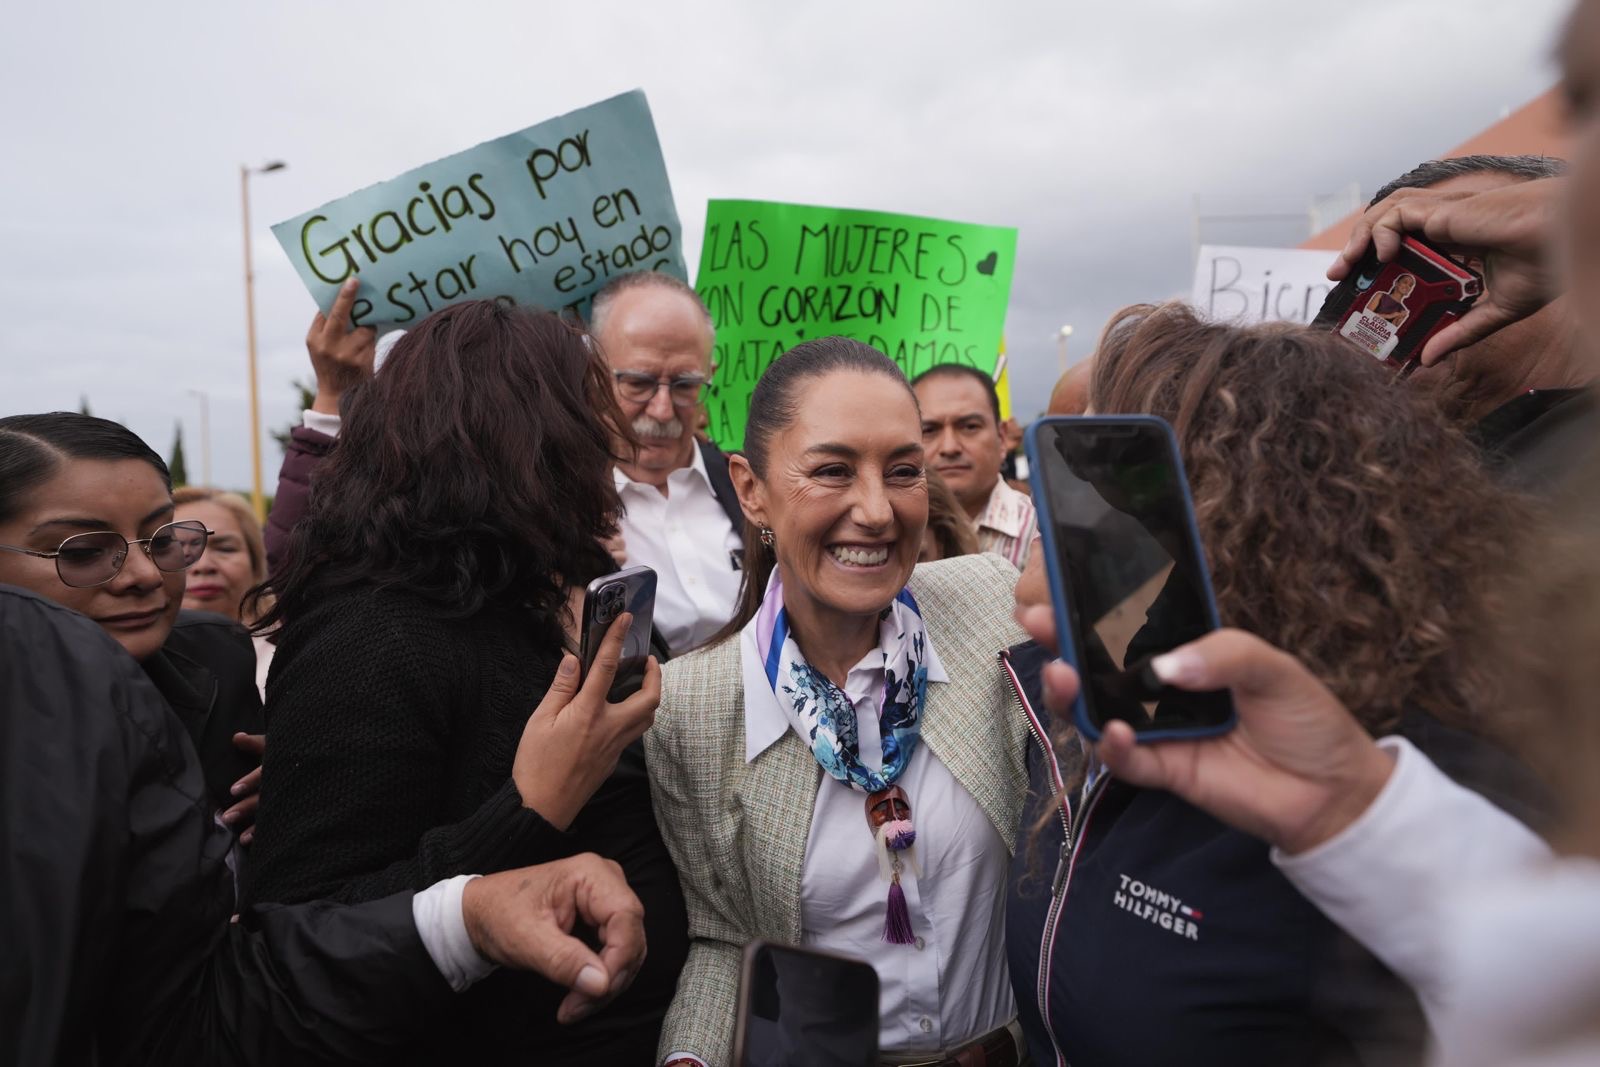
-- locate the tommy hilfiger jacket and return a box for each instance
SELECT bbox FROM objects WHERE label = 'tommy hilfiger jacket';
[1000,640,1548,1067]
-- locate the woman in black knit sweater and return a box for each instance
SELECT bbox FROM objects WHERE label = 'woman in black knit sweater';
[243,301,688,1063]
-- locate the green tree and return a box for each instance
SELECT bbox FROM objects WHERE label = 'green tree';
[271,379,317,452]
[168,421,189,488]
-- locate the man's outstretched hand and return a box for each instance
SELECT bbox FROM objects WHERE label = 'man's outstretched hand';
[461,854,647,1025]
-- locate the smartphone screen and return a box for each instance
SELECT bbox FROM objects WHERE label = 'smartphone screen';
[1029,417,1234,740]
[734,942,878,1067]
[579,566,656,703]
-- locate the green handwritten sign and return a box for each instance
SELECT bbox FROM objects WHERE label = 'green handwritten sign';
[270,90,685,329]
[695,200,1017,450]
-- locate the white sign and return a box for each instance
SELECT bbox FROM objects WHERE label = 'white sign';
[1190,244,1335,325]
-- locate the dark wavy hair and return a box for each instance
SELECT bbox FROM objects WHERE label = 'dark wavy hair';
[707,336,917,647]
[254,300,625,642]
[1089,302,1531,736]
[0,413,170,523]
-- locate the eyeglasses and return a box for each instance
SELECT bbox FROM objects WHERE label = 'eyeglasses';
[612,370,709,408]
[0,520,213,589]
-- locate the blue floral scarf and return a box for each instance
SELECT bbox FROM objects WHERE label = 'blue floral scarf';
[755,570,929,793]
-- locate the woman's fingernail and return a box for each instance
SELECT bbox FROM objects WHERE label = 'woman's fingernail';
[1151,649,1205,688]
[342,277,359,291]
[575,965,607,996]
[231,782,246,796]
[221,810,239,825]
[558,654,578,677]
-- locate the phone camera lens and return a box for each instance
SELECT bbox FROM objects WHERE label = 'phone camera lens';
[595,582,626,625]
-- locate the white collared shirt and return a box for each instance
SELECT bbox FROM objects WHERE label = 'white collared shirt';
[613,445,743,655]
[740,622,1014,1055]
[976,479,1037,570]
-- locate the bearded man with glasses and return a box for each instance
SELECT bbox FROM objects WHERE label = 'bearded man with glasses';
[589,271,745,655]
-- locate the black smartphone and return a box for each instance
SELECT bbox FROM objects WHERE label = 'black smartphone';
[732,941,878,1067]
[1023,416,1236,742]
[578,565,656,703]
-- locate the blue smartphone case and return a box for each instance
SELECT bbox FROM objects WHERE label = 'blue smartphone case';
[1022,415,1236,742]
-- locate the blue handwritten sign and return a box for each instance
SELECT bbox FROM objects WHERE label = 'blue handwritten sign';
[270,90,685,328]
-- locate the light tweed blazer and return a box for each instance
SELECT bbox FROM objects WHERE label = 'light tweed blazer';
[644,553,1030,1066]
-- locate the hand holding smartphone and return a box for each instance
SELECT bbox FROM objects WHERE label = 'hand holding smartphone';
[1024,416,1236,742]
[513,569,661,829]
[579,566,656,703]
[1312,234,1484,375]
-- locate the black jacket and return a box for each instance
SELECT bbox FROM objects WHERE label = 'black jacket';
[144,610,265,816]
[1471,386,1600,494]
[1001,641,1548,1067]
[0,585,458,1067]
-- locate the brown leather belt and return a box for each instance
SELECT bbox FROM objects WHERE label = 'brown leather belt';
[880,1019,1025,1067]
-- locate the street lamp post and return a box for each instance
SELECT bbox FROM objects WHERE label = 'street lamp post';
[240,160,286,523]
[187,388,212,487]
[1056,324,1074,373]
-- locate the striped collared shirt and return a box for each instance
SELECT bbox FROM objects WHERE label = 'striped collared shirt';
[976,479,1037,569]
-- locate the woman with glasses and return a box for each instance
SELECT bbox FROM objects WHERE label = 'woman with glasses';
[0,412,264,831]
[242,299,688,1064]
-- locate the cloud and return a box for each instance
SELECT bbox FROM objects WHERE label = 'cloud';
[0,0,1570,488]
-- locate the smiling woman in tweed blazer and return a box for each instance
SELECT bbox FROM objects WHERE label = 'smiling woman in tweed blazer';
[645,338,1030,1067]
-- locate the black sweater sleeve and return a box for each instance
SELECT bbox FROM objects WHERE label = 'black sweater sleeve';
[243,593,568,907]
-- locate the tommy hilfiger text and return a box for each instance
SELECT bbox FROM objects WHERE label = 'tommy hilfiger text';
[1113,873,1202,941]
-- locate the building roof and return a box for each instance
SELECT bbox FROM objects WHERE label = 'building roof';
[1300,89,1569,251]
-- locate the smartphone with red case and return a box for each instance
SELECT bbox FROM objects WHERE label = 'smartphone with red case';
[1312,234,1484,374]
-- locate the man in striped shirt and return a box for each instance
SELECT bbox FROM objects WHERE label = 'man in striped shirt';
[913,364,1037,570]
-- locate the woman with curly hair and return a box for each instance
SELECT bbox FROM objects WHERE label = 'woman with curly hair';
[1003,302,1547,1067]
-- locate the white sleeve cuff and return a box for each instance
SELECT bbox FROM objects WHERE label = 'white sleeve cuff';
[302,409,342,438]
[1272,735,1550,1022]
[412,873,498,993]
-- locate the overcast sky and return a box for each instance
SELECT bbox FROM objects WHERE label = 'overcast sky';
[0,0,1571,491]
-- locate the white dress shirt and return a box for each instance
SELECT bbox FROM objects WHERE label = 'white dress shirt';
[412,874,497,992]
[615,445,743,654]
[741,623,1015,1056]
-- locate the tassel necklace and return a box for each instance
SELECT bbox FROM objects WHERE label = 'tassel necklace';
[758,575,932,946]
[867,785,918,944]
